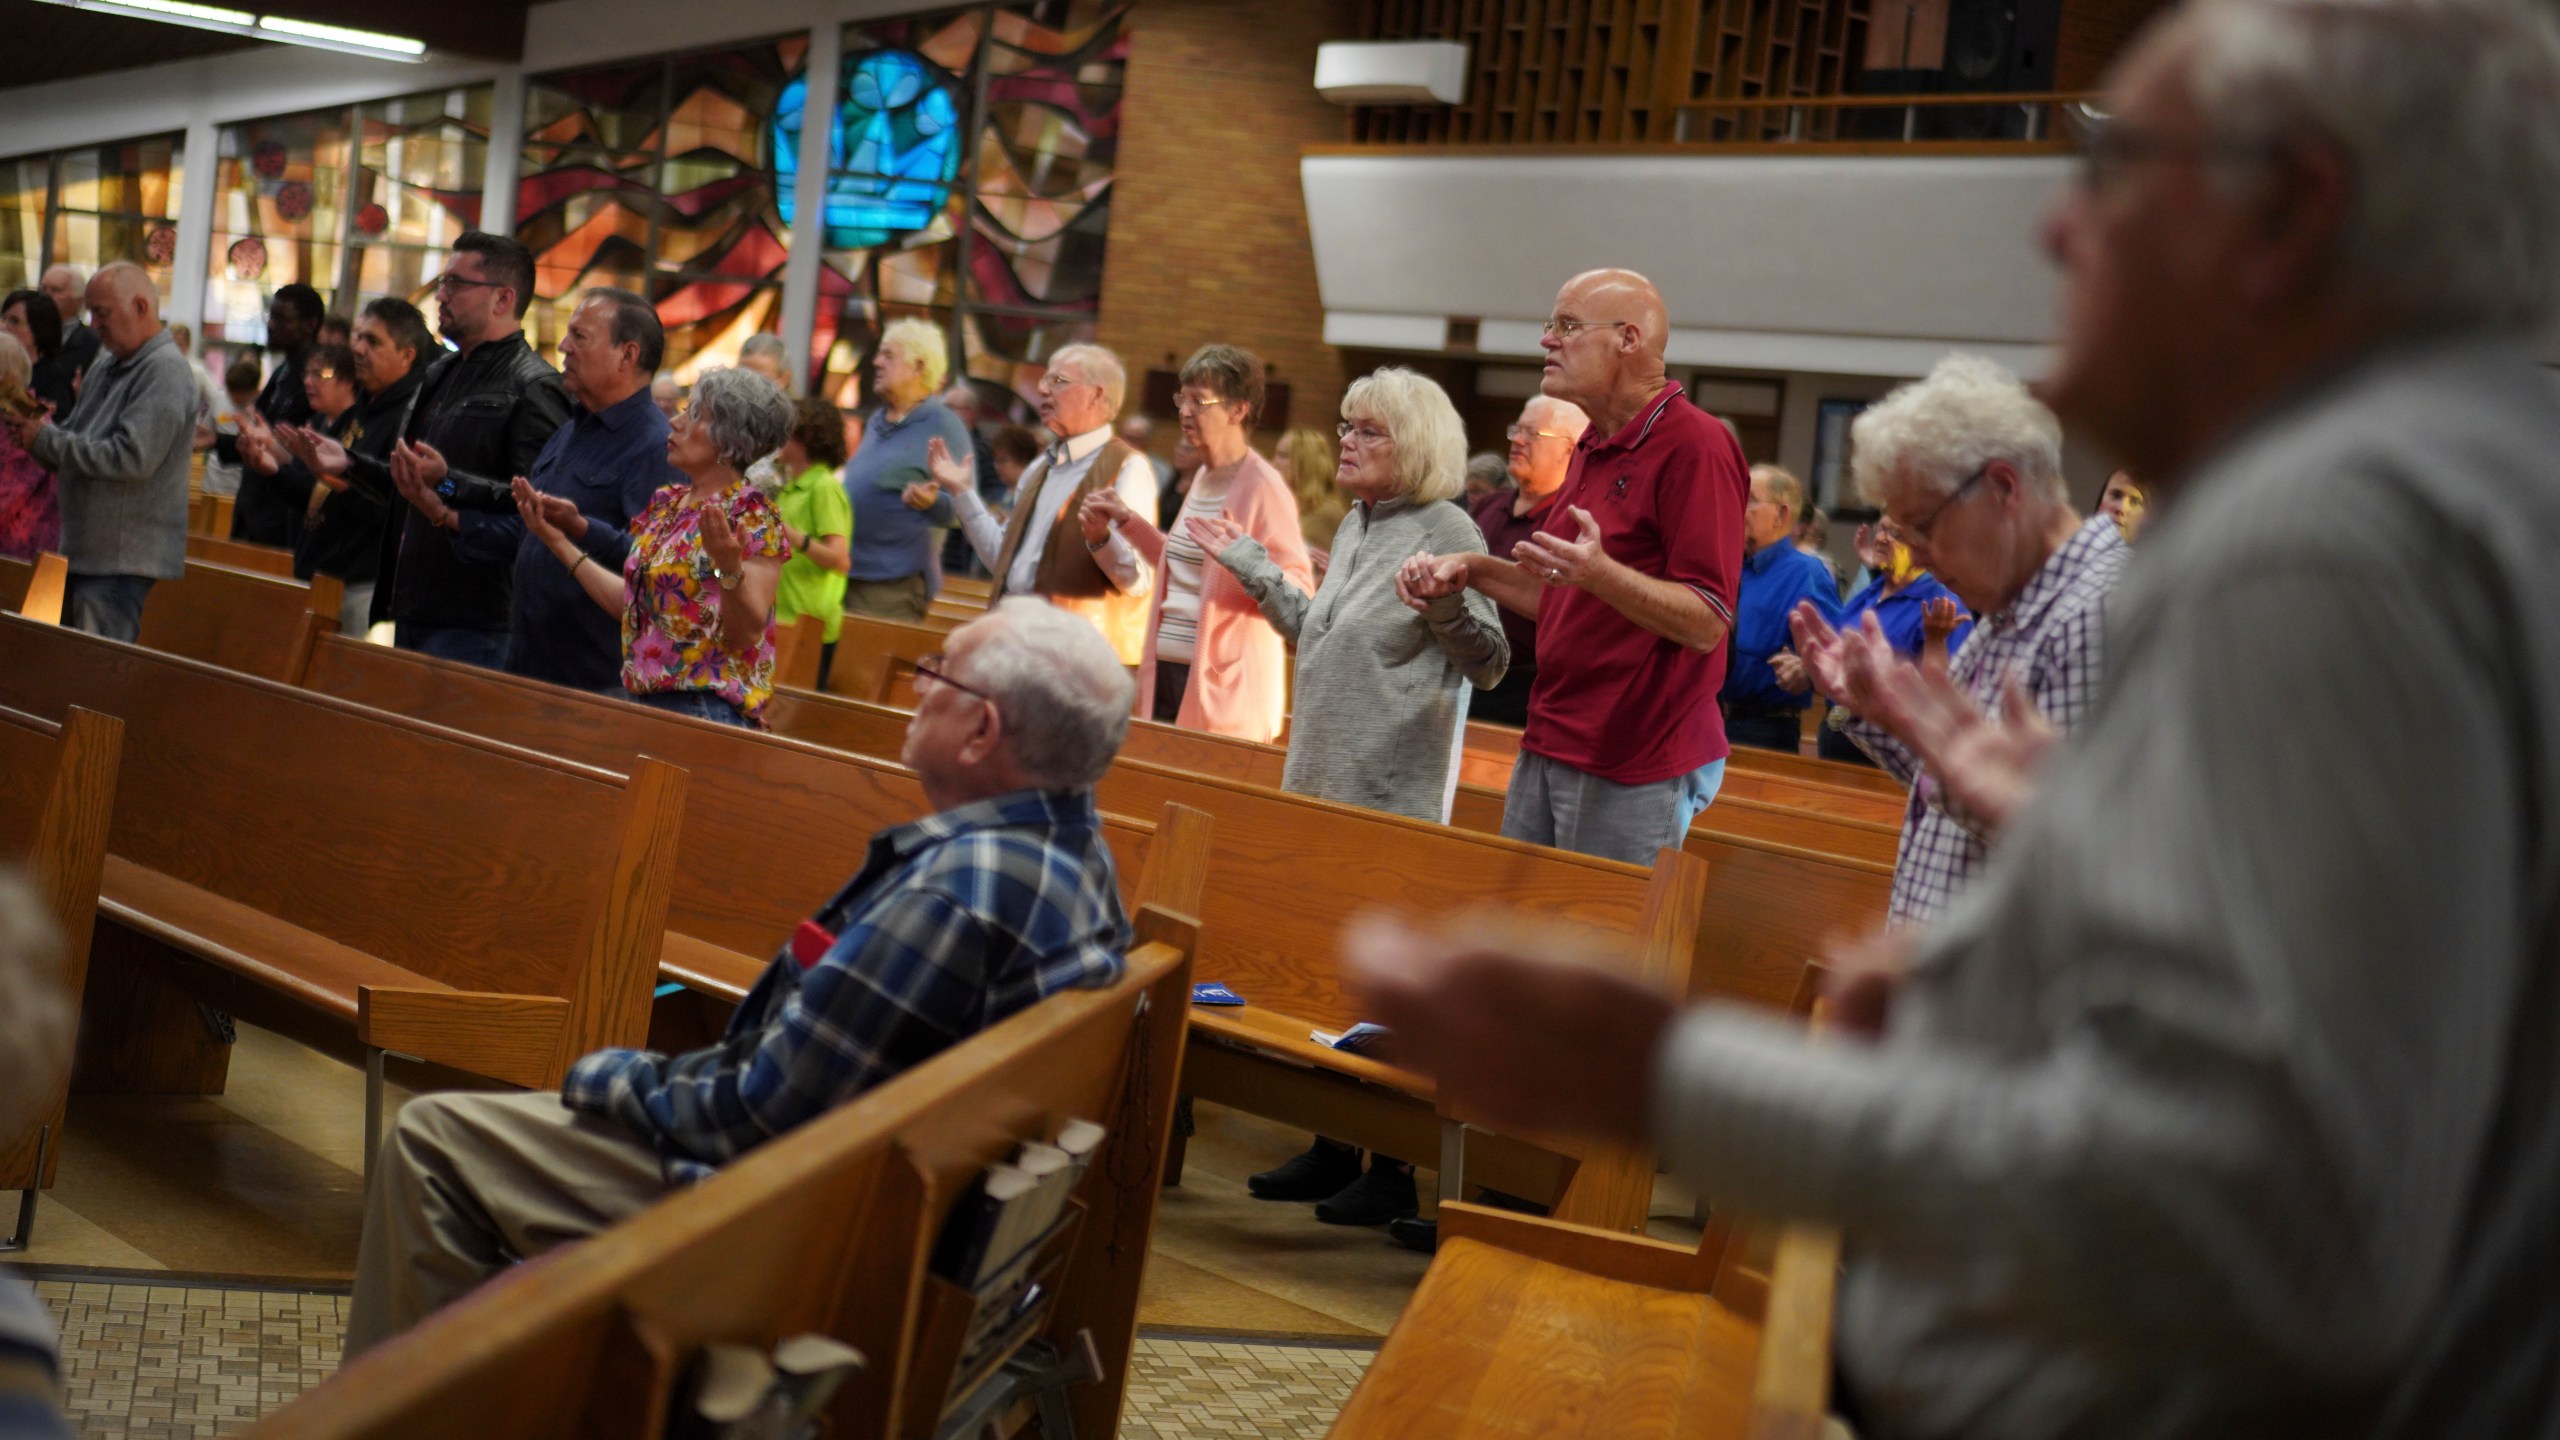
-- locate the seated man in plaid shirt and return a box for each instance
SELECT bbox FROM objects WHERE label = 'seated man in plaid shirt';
[343,598,1139,1355]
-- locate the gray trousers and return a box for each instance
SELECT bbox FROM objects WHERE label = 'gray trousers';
[1499,749,1727,865]
[342,1091,668,1360]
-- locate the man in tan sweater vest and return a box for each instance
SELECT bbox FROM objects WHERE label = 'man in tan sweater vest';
[929,343,1157,663]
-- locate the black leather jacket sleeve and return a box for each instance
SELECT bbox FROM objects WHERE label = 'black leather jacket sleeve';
[439,357,573,513]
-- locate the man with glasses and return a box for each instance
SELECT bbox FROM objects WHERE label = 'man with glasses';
[1465,394,1588,726]
[1400,268,1748,865]
[1350,0,2560,1430]
[344,598,1138,1355]
[361,231,572,668]
[1786,353,2124,924]
[930,342,1157,665]
[1717,464,1843,753]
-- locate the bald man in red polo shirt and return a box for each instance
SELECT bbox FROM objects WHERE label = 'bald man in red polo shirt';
[1400,269,1747,864]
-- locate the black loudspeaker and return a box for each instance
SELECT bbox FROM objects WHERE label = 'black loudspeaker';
[1853,0,2061,139]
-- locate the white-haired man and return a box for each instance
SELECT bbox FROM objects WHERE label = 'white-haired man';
[1788,355,2126,923]
[343,599,1139,1354]
[1465,393,1589,727]
[4,262,197,641]
[1343,0,2560,1433]
[928,343,1157,664]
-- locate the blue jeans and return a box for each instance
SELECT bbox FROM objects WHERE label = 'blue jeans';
[396,625,511,670]
[63,573,155,643]
[632,689,753,729]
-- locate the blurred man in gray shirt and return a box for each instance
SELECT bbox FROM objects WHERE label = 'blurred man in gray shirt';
[1344,0,2560,1435]
[3,262,194,641]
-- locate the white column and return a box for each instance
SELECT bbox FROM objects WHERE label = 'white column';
[167,118,221,334]
[777,22,840,387]
[479,70,528,237]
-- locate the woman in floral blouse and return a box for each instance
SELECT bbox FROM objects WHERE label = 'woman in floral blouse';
[517,366,795,728]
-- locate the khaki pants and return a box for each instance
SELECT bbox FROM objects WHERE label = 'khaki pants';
[842,573,930,621]
[342,1091,669,1359]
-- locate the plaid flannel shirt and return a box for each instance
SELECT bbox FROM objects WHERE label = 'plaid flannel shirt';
[1845,515,2129,924]
[564,788,1130,1183]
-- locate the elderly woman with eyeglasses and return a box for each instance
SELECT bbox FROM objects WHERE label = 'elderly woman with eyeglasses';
[1195,366,1508,822]
[1077,344,1309,741]
[515,366,795,728]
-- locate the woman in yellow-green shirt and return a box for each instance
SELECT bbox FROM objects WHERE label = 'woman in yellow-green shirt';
[771,395,854,688]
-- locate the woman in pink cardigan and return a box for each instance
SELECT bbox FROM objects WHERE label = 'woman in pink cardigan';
[1082,344,1308,742]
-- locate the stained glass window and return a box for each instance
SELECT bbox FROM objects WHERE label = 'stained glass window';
[812,2,1127,413]
[204,88,490,350]
[22,136,187,307]
[518,42,800,379]
[0,159,48,295]
[206,109,350,348]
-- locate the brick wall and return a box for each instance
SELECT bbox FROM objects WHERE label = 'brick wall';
[1098,0,1363,446]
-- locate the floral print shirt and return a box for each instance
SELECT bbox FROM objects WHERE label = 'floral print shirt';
[0,429,60,561]
[621,480,791,720]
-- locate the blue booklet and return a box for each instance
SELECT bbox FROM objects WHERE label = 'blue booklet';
[1191,982,1245,1007]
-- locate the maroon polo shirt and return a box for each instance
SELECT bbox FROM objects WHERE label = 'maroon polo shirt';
[1470,484,1563,688]
[1521,385,1748,785]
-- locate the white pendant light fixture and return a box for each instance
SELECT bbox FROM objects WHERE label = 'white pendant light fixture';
[29,0,428,61]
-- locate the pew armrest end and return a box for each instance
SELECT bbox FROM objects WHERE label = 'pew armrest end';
[1436,1200,1708,1292]
[358,986,574,1090]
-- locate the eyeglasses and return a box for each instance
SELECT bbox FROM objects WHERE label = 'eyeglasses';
[1036,371,1095,395]
[432,272,507,293]
[913,653,995,704]
[1540,316,1630,341]
[1506,424,1572,442]
[1898,464,1991,544]
[1174,393,1235,417]
[2073,118,2269,193]
[1335,422,1391,447]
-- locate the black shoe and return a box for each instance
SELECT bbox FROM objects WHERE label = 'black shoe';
[1314,1160,1418,1226]
[1386,1217,1438,1254]
[1248,1140,1362,1201]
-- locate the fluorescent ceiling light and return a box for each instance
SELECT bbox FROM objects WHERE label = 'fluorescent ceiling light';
[29,0,427,60]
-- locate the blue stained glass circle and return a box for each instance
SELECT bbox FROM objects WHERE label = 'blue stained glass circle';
[773,50,963,251]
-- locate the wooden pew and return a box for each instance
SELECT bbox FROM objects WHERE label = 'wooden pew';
[0,615,685,1164]
[244,915,1201,1440]
[0,703,122,1252]
[188,491,237,538]
[297,636,1204,1034]
[138,559,342,683]
[770,612,826,693]
[825,612,949,705]
[0,552,66,622]
[760,684,1708,1232]
[185,532,299,577]
[778,688,1901,870]
[1326,1201,1840,1440]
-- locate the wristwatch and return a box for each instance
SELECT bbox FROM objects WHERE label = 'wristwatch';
[714,565,743,591]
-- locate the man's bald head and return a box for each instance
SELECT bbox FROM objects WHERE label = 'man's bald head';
[1542,268,1671,418]
[86,261,162,359]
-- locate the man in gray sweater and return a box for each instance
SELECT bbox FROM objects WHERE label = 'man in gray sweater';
[1345,0,2560,1434]
[4,262,194,641]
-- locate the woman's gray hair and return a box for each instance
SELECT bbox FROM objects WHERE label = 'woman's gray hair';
[1344,367,1467,504]
[965,598,1135,790]
[879,318,950,393]
[1851,353,2066,504]
[0,868,70,1136]
[687,367,796,472]
[2178,0,2560,332]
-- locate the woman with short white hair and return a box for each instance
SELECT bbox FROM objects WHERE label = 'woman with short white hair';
[843,317,967,620]
[1201,366,1508,823]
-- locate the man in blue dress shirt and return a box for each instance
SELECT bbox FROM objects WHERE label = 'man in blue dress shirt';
[447,289,681,692]
[1717,464,1841,752]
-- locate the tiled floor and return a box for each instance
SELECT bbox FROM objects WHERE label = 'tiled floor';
[33,1276,1374,1440]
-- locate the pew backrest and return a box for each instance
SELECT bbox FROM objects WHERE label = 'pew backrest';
[184,533,299,578]
[0,614,679,1077]
[137,559,341,683]
[0,552,66,622]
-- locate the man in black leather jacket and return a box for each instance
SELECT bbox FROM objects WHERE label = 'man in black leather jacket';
[365,232,571,666]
